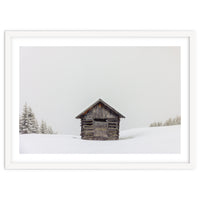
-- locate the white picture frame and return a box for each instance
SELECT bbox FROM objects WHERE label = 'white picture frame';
[4,30,196,169]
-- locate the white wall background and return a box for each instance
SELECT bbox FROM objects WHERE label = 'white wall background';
[0,0,199,200]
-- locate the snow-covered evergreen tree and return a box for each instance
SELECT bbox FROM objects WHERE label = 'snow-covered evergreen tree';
[28,107,39,133]
[20,103,40,134]
[34,120,39,134]
[20,103,29,134]
[19,103,57,134]
[150,116,181,127]
[40,120,48,134]
[47,126,54,134]
[164,118,172,126]
[19,115,24,134]
[175,116,181,124]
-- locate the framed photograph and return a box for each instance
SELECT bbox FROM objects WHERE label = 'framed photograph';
[5,30,195,169]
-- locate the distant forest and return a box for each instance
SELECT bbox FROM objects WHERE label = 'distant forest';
[150,116,181,127]
[19,103,57,134]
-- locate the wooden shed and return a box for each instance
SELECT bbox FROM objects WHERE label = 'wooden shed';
[76,99,125,140]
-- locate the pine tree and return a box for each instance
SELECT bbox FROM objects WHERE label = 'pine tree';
[175,116,181,124]
[40,120,48,134]
[35,120,39,133]
[19,115,23,134]
[20,103,29,134]
[28,107,39,133]
[150,116,181,127]
[20,103,57,134]
[19,103,41,134]
[47,126,54,134]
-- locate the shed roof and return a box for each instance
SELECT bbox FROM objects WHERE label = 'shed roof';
[76,99,125,119]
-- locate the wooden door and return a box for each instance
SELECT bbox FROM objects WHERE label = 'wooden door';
[94,119,108,139]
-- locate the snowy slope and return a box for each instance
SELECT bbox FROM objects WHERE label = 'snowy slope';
[20,125,180,154]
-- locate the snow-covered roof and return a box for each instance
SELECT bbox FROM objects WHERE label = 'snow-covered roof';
[76,98,125,119]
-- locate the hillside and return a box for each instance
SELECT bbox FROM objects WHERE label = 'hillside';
[20,125,180,154]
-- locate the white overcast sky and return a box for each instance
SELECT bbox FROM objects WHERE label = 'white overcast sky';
[20,46,180,135]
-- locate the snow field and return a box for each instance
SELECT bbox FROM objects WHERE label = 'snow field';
[20,125,180,154]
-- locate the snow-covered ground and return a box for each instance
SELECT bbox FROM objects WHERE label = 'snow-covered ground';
[20,125,180,154]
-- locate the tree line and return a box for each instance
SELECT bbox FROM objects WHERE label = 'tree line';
[19,103,57,134]
[150,116,181,127]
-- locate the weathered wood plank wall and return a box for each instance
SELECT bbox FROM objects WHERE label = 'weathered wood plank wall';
[80,103,120,140]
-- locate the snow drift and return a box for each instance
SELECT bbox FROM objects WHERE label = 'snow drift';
[20,125,180,154]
